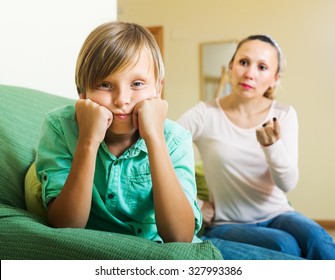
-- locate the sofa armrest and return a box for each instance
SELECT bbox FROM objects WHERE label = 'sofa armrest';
[0,204,222,260]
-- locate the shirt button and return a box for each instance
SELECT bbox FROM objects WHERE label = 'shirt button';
[107,194,114,199]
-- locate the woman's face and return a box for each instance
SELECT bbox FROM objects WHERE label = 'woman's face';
[229,39,279,99]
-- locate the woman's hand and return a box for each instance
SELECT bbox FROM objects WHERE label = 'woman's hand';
[201,201,215,226]
[75,99,113,146]
[256,117,281,147]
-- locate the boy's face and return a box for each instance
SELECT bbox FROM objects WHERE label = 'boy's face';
[84,49,161,134]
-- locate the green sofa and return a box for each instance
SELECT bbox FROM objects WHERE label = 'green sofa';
[0,84,222,260]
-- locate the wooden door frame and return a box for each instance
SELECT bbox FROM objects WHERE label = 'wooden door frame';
[147,26,164,98]
[147,26,164,57]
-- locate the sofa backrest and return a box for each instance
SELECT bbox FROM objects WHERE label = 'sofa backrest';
[0,85,74,209]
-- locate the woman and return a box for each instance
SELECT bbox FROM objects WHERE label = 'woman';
[178,35,335,259]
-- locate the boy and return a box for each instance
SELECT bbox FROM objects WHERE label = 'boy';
[36,21,201,243]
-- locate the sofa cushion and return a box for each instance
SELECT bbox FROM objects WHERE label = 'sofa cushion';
[195,161,209,201]
[0,84,74,209]
[24,162,47,220]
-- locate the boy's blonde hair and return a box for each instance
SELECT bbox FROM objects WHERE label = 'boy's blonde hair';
[75,21,164,94]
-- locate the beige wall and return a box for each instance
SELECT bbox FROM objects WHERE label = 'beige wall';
[0,0,117,99]
[118,0,335,220]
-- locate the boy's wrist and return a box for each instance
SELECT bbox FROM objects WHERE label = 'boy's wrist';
[77,138,101,152]
[143,133,165,147]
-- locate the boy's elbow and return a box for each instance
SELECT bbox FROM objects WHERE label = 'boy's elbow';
[47,210,88,229]
[160,230,194,243]
[47,216,87,229]
[176,235,194,243]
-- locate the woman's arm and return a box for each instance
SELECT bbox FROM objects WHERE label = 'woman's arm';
[259,106,299,192]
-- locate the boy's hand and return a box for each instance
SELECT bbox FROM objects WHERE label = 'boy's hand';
[75,99,113,146]
[256,117,281,147]
[132,95,168,141]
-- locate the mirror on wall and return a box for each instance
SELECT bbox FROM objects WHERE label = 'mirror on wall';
[199,40,238,101]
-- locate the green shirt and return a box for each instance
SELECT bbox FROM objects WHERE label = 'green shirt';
[36,105,202,242]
